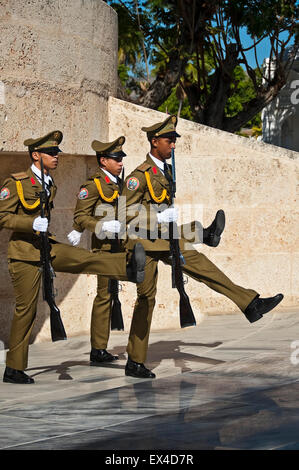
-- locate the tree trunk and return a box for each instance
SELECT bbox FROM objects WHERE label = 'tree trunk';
[186,44,240,129]
[138,55,187,109]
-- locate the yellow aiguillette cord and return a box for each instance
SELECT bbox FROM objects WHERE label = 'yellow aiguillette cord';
[144,171,169,203]
[94,178,119,202]
[16,180,40,210]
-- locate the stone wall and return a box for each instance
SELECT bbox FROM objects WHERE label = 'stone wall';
[0,0,298,346]
[0,0,119,347]
[0,0,118,152]
[107,97,299,329]
[0,97,298,347]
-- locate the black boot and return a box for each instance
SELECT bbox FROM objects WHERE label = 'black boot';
[244,293,284,323]
[90,348,118,365]
[203,210,225,247]
[3,366,34,384]
[125,357,156,379]
[127,242,146,283]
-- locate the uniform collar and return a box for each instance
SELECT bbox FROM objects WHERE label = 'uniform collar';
[31,163,53,186]
[149,153,165,174]
[101,168,118,184]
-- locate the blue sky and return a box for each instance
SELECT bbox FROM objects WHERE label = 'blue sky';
[240,29,296,68]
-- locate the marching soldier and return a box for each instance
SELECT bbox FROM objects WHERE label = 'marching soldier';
[68,136,226,373]
[68,136,128,365]
[0,131,146,384]
[121,115,283,379]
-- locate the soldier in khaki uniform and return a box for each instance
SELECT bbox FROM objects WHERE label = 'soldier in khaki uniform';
[68,136,226,373]
[121,115,283,378]
[0,131,145,384]
[68,136,128,365]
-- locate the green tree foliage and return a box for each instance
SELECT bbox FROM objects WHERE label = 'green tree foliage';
[107,0,298,132]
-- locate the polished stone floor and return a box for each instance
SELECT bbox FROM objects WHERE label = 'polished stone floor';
[0,309,299,450]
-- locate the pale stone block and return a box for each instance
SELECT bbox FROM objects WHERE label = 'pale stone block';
[0,23,39,76]
[249,207,299,253]
[291,253,299,299]
[51,156,89,209]
[0,1,117,155]
[38,33,83,85]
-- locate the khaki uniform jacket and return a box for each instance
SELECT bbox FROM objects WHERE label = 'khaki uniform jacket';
[73,169,121,251]
[0,168,56,261]
[122,153,196,252]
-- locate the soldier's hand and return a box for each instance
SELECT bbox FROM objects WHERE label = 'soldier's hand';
[102,220,121,233]
[67,230,82,246]
[33,216,48,232]
[157,207,178,223]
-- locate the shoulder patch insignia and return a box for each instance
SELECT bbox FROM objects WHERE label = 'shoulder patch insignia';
[0,187,10,200]
[78,187,89,200]
[126,177,140,191]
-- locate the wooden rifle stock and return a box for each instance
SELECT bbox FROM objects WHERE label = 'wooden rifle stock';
[109,168,124,331]
[39,158,67,341]
[167,149,196,328]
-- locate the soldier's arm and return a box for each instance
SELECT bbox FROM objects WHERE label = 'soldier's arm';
[73,180,105,233]
[121,171,147,225]
[0,179,36,233]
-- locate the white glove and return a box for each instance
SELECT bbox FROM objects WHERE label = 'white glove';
[102,220,121,233]
[157,207,178,223]
[33,216,48,232]
[67,230,82,246]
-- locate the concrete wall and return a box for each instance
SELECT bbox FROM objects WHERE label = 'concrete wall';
[0,98,298,347]
[0,0,298,347]
[0,0,119,347]
[0,0,118,152]
[107,97,299,328]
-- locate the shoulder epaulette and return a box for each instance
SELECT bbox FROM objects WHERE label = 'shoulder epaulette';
[11,172,29,181]
[89,172,101,181]
[136,162,152,173]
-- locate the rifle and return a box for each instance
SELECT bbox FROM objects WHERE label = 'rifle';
[39,157,67,341]
[109,168,124,331]
[164,148,196,328]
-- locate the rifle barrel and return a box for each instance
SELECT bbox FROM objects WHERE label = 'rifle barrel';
[167,148,196,328]
[39,157,67,341]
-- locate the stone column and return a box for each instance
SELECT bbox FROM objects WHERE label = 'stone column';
[0,0,119,347]
[0,0,118,153]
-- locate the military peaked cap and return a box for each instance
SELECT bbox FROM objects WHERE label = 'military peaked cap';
[24,130,63,153]
[141,115,180,139]
[91,135,126,158]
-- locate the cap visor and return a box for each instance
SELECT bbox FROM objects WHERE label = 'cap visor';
[159,131,180,139]
[98,150,126,158]
[36,146,62,154]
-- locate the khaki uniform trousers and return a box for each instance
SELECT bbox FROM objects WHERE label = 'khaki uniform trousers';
[126,249,258,364]
[6,242,129,371]
[90,276,112,350]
